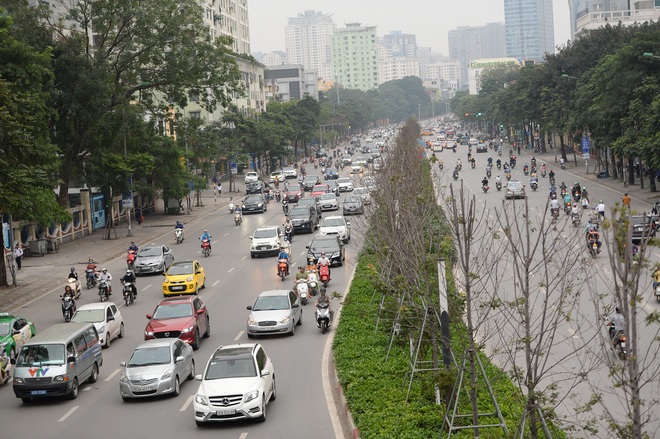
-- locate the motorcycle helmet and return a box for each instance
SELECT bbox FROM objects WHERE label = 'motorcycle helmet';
[299,266,305,272]
[320,252,326,256]
[102,268,108,273]
[70,267,75,272]
[176,220,182,225]
[320,287,327,296]
[583,187,587,191]
[126,269,132,274]
[615,307,621,314]
[283,236,289,242]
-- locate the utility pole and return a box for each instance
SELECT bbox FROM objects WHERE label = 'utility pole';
[123,105,133,237]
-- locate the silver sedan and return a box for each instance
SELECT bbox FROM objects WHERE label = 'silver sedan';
[119,338,195,400]
[133,245,174,275]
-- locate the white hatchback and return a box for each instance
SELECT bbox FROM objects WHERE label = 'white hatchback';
[71,302,124,348]
[318,193,339,211]
[319,215,351,243]
[244,172,260,184]
[249,226,283,258]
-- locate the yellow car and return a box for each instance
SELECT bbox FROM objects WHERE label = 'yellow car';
[162,261,206,297]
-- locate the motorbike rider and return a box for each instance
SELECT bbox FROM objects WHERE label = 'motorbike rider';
[572,182,582,199]
[549,197,560,215]
[541,163,546,174]
[174,220,185,240]
[284,215,294,232]
[295,265,308,281]
[596,200,606,219]
[470,157,476,167]
[571,203,580,217]
[128,241,139,253]
[495,175,502,187]
[277,246,290,276]
[315,287,334,322]
[199,229,212,251]
[523,163,529,174]
[586,228,602,252]
[438,158,444,168]
[531,156,537,167]
[581,187,589,201]
[98,268,112,294]
[563,192,572,209]
[120,269,137,297]
[530,175,539,188]
[456,158,462,169]
[496,158,502,168]
[481,176,489,189]
[606,307,625,341]
[452,167,459,179]
[68,267,79,281]
[86,258,97,272]
[487,156,493,167]
[317,252,332,279]
[63,285,75,299]
[549,169,556,182]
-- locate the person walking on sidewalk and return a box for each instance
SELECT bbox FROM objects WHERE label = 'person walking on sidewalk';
[622,193,631,209]
[13,244,23,270]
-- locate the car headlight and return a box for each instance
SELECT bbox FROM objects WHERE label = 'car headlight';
[163,278,170,284]
[195,394,209,406]
[161,370,173,379]
[247,316,256,325]
[145,331,154,337]
[331,252,340,258]
[53,375,68,382]
[257,203,263,207]
[182,325,195,333]
[14,377,24,384]
[244,390,260,403]
[98,325,105,334]
[120,374,129,383]
[279,316,291,324]
[186,275,194,282]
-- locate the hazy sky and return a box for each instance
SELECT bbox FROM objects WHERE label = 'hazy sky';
[249,0,571,55]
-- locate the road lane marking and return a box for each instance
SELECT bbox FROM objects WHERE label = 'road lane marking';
[82,387,91,391]
[234,331,244,341]
[212,280,220,287]
[239,433,248,439]
[180,395,194,412]
[655,253,660,258]
[228,267,235,273]
[212,240,218,244]
[242,256,247,260]
[223,232,229,237]
[58,406,79,422]
[143,284,152,291]
[105,368,120,382]
[300,251,306,256]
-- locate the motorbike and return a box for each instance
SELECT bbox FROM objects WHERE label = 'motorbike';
[549,176,556,186]
[319,265,330,288]
[228,201,234,213]
[470,161,476,169]
[122,281,136,306]
[85,269,97,289]
[284,225,294,243]
[66,278,82,299]
[201,238,211,257]
[495,181,502,191]
[560,187,567,198]
[607,324,627,360]
[496,162,501,170]
[486,169,492,178]
[560,159,566,170]
[452,172,459,181]
[307,271,319,296]
[573,192,582,202]
[316,303,332,334]
[275,191,281,202]
[60,294,76,322]
[278,259,289,281]
[175,228,184,244]
[482,184,489,193]
[234,211,242,225]
[282,200,289,214]
[654,282,660,302]
[551,208,560,221]
[589,240,600,258]
[530,181,538,191]
[439,163,443,170]
[523,167,529,176]
[572,212,581,227]
[294,279,309,305]
[541,169,546,178]
[582,198,590,209]
[505,173,511,181]
[457,164,462,171]
[127,250,137,270]
[98,280,110,302]
[564,202,572,215]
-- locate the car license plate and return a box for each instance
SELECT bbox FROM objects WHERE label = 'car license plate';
[171,286,185,291]
[257,246,267,250]
[30,390,47,395]
[216,409,236,415]
[135,386,155,392]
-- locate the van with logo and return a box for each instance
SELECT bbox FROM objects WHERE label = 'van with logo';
[12,323,103,402]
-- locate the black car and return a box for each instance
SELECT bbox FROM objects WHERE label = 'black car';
[246,181,265,194]
[631,214,658,242]
[242,194,267,213]
[306,235,345,266]
[324,167,339,180]
[288,205,321,233]
[302,175,321,191]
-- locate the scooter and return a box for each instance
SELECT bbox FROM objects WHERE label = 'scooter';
[482,185,489,193]
[127,250,137,270]
[201,238,211,257]
[98,280,110,302]
[316,303,332,334]
[175,228,184,244]
[122,281,136,306]
[551,208,560,221]
[295,279,309,305]
[541,169,546,178]
[234,211,242,225]
[85,269,96,289]
[228,201,234,213]
[607,324,627,360]
[60,294,76,322]
[282,200,289,214]
[572,212,581,227]
[307,271,319,296]
[530,181,538,191]
[66,278,82,299]
[495,181,502,191]
[589,240,600,258]
[470,161,476,169]
[284,225,294,243]
[486,169,492,178]
[278,259,289,281]
[319,265,330,288]
[582,198,590,209]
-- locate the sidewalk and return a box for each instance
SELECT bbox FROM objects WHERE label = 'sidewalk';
[514,146,659,208]
[0,189,232,313]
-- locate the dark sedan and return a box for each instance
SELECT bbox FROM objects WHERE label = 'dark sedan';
[246,180,265,194]
[343,196,365,215]
[242,194,267,213]
[302,175,321,191]
[324,167,339,180]
[288,205,320,233]
[306,235,345,266]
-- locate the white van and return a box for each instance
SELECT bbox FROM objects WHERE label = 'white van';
[12,323,103,402]
[468,138,478,146]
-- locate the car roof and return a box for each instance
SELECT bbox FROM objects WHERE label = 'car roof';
[323,215,345,221]
[257,289,291,298]
[212,343,260,360]
[76,302,114,311]
[255,225,280,231]
[0,313,21,323]
[157,296,196,305]
[134,338,177,349]
[170,261,196,267]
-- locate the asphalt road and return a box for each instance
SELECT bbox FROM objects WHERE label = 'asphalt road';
[429,138,660,434]
[0,156,373,439]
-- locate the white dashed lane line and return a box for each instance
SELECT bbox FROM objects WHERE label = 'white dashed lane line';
[228,267,235,273]
[212,280,220,287]
[239,433,248,439]
[105,368,120,382]
[180,395,194,412]
[234,331,244,341]
[58,406,79,422]
[223,232,229,237]
[143,284,152,291]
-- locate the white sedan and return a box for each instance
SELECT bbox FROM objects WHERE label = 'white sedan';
[71,302,124,348]
[244,172,260,184]
[318,193,339,211]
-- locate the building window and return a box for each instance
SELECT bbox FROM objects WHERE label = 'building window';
[189,111,201,119]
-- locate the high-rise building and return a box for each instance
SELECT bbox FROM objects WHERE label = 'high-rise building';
[380,31,418,58]
[377,31,420,84]
[569,0,660,39]
[425,61,461,87]
[448,23,505,90]
[504,0,555,62]
[418,47,433,79]
[264,65,318,103]
[331,23,378,91]
[261,51,288,67]
[201,0,251,55]
[285,11,335,81]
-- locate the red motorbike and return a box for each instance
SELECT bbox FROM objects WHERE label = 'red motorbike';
[319,265,330,288]
[201,239,211,257]
[278,259,289,281]
[126,250,137,269]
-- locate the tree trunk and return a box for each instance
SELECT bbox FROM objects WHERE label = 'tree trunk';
[639,160,644,190]
[559,134,568,162]
[0,231,8,287]
[650,169,657,192]
[628,157,635,185]
[57,175,71,207]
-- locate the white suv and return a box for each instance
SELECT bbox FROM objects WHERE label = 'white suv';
[244,172,260,184]
[193,343,275,425]
[319,215,351,243]
[249,226,283,258]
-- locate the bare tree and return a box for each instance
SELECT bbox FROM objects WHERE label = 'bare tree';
[494,198,596,438]
[579,206,660,439]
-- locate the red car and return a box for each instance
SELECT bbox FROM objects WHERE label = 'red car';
[310,184,330,198]
[285,186,304,202]
[144,296,210,350]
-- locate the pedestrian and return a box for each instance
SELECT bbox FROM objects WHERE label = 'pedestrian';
[135,206,143,225]
[622,192,631,209]
[14,243,23,270]
[217,182,222,195]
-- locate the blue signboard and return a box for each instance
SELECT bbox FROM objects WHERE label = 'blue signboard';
[91,193,106,231]
[581,136,590,153]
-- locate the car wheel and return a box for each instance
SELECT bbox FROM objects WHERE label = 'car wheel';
[191,329,200,350]
[68,378,79,400]
[251,252,255,259]
[247,333,255,339]
[257,397,267,422]
[105,333,111,348]
[202,278,206,289]
[203,317,210,338]
[119,322,125,338]
[297,311,302,326]
[172,377,180,397]
[289,322,295,336]
[88,363,99,383]
[270,376,277,401]
[194,284,198,295]
[195,420,205,427]
[188,361,195,380]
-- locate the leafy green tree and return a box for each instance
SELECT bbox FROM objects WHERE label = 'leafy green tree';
[0,12,69,286]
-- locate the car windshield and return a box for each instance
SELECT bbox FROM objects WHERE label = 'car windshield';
[138,247,162,257]
[310,239,338,252]
[288,208,308,218]
[345,197,361,204]
[326,168,337,174]
[205,357,256,380]
[322,218,345,227]
[245,196,262,203]
[127,346,172,367]
[283,167,294,172]
[16,344,65,367]
[253,228,277,239]
[167,263,193,275]
[0,322,11,336]
[508,182,523,190]
[354,188,368,196]
[152,303,193,319]
[252,295,291,311]
[320,194,336,201]
[71,309,104,323]
[298,198,317,207]
[311,185,327,192]
[304,176,318,182]
[337,178,350,184]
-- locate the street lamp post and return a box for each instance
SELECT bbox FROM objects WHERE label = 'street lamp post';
[418,103,421,121]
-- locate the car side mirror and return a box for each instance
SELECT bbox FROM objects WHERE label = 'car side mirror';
[246,306,253,310]
[146,314,152,319]
[292,303,299,309]
[13,329,20,335]
[107,315,115,322]
[175,356,184,363]
[260,368,271,377]
[120,361,127,367]
[346,222,351,226]
[196,309,205,315]
[195,374,202,381]
[10,358,16,365]
[248,235,253,240]
[68,356,76,364]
